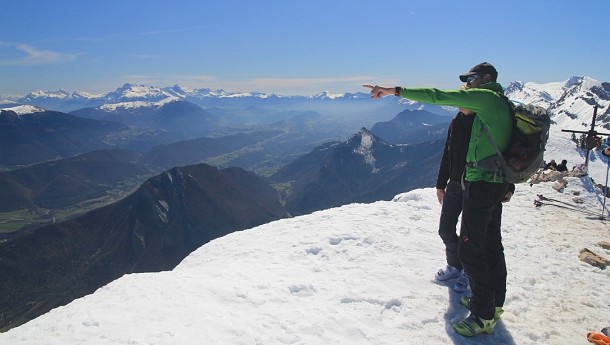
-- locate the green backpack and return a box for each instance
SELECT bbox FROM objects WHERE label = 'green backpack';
[474,98,551,184]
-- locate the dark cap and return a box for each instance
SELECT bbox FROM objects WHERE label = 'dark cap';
[459,62,498,82]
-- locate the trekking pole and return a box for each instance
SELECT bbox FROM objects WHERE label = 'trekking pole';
[600,157,610,220]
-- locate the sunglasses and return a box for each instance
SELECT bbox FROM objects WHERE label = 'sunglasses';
[466,75,480,84]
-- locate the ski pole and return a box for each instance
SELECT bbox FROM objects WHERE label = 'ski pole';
[535,199,600,217]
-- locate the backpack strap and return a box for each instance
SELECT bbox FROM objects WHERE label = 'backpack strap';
[480,124,508,166]
[467,124,506,181]
[466,94,515,180]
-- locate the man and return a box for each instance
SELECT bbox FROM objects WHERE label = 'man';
[364,62,513,336]
[435,110,474,293]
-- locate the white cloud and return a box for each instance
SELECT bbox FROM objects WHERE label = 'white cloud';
[0,42,78,65]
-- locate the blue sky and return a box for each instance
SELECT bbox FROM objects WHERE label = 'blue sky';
[1,1,609,97]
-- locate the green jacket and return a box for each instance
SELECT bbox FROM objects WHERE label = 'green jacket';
[398,82,512,183]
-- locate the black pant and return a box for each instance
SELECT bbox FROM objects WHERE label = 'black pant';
[458,180,509,320]
[438,180,463,270]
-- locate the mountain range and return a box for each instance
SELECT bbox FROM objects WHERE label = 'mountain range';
[0,114,441,231]
[5,77,608,134]
[0,130,284,215]
[1,76,608,226]
[4,84,387,113]
[2,76,608,220]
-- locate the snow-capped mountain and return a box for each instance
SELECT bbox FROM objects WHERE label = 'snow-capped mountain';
[10,84,373,113]
[503,80,565,108]
[308,91,369,100]
[0,104,45,115]
[103,83,177,103]
[19,89,104,102]
[7,76,609,115]
[505,76,610,132]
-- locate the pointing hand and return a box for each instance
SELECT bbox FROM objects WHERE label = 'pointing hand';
[363,84,394,99]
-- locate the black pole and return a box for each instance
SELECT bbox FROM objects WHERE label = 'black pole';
[561,106,609,171]
[584,106,599,168]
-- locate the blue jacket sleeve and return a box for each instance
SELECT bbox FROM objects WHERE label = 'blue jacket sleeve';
[602,137,610,157]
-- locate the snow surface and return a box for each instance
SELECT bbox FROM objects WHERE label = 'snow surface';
[2,109,610,344]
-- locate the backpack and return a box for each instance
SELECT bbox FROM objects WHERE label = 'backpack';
[473,97,551,184]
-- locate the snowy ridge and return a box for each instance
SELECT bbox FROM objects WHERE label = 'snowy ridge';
[27,89,104,100]
[505,76,608,110]
[109,84,170,101]
[0,104,46,115]
[17,84,368,103]
[99,96,181,111]
[504,81,560,108]
[309,91,350,99]
[27,89,71,99]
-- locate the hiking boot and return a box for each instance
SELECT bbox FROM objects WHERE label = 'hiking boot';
[452,272,470,293]
[459,296,504,320]
[435,265,461,281]
[453,314,496,337]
